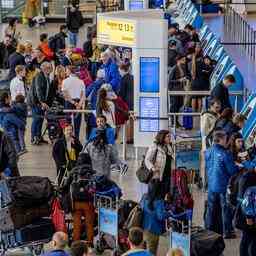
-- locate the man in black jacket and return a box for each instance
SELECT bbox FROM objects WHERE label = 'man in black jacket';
[211,74,236,111]
[66,2,84,47]
[50,25,68,54]
[0,129,19,177]
[28,62,55,145]
[0,35,16,69]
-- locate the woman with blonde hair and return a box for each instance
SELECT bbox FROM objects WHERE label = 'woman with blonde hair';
[54,65,66,91]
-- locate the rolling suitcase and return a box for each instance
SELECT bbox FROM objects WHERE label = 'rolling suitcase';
[0,203,50,232]
[191,227,225,256]
[1,218,54,249]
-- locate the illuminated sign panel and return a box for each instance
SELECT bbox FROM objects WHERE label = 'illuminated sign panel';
[129,0,144,10]
[97,18,136,46]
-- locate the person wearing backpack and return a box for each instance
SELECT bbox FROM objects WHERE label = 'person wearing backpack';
[49,25,68,54]
[205,130,238,238]
[141,179,172,255]
[235,169,256,256]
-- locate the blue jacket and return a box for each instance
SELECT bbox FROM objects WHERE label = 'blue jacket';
[11,102,28,126]
[89,126,115,145]
[122,249,152,256]
[86,78,105,110]
[141,197,171,235]
[241,160,256,170]
[42,250,70,256]
[205,144,238,193]
[101,59,121,93]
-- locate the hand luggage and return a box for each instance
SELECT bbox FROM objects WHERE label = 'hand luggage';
[1,218,54,249]
[0,203,50,232]
[0,176,53,208]
[182,107,193,130]
[191,227,225,256]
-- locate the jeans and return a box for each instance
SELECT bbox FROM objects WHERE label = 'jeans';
[73,201,95,243]
[205,192,233,235]
[68,31,78,47]
[65,101,81,139]
[31,106,44,140]
[18,129,26,151]
[5,126,19,153]
[240,231,256,256]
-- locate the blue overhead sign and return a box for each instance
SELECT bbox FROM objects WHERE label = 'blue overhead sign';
[129,0,144,9]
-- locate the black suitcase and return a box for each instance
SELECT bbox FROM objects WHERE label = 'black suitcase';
[0,203,50,232]
[1,218,54,249]
[191,227,225,256]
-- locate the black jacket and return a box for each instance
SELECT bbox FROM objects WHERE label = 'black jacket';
[27,72,56,107]
[83,40,93,58]
[53,32,67,52]
[66,8,84,33]
[0,43,15,69]
[52,136,82,171]
[8,52,26,80]
[118,73,134,111]
[211,82,231,110]
[0,130,19,176]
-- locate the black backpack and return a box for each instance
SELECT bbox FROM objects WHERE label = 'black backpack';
[48,35,58,52]
[70,165,95,202]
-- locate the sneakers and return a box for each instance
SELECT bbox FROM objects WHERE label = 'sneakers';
[119,162,128,175]
[224,232,237,239]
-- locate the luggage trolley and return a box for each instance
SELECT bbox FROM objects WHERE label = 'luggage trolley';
[0,192,50,256]
[95,193,121,256]
[167,210,193,256]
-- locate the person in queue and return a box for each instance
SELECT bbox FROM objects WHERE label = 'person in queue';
[62,65,85,139]
[31,47,47,69]
[122,227,152,256]
[8,43,26,81]
[168,40,178,69]
[0,35,16,69]
[62,48,73,67]
[51,25,68,53]
[141,179,173,255]
[24,40,33,65]
[100,51,121,93]
[200,98,222,150]
[214,108,234,138]
[0,129,19,177]
[42,232,69,256]
[52,124,82,185]
[39,33,55,61]
[27,61,54,145]
[83,129,125,178]
[145,130,173,197]
[71,240,91,256]
[10,65,26,102]
[211,74,236,111]
[168,23,183,54]
[4,18,21,46]
[205,130,238,238]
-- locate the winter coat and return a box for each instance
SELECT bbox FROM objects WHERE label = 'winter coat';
[200,111,219,150]
[141,197,172,235]
[89,126,115,145]
[0,129,18,173]
[0,43,15,69]
[39,42,54,61]
[86,78,105,110]
[66,8,84,33]
[11,102,28,127]
[52,32,67,52]
[84,142,120,177]
[145,143,173,180]
[118,73,134,111]
[27,71,56,107]
[8,52,26,80]
[24,0,40,18]
[211,82,231,110]
[101,59,121,93]
[205,144,238,193]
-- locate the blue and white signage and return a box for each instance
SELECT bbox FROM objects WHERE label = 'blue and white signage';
[99,208,118,237]
[139,97,160,132]
[129,0,144,10]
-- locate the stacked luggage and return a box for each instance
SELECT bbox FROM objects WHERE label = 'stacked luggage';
[0,176,55,250]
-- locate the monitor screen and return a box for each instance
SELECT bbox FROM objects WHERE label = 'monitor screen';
[129,0,144,10]
[140,57,160,93]
[139,97,160,132]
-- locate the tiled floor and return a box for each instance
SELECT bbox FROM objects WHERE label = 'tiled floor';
[0,23,241,255]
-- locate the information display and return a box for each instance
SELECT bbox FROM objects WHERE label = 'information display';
[97,18,136,46]
[99,208,118,237]
[139,97,160,132]
[140,57,160,93]
[129,0,144,10]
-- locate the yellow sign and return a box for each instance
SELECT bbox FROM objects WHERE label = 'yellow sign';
[97,18,136,46]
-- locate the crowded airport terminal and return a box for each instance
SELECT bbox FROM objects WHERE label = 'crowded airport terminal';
[0,0,256,255]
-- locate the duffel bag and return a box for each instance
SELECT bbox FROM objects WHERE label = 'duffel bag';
[1,218,54,249]
[0,176,54,208]
[0,203,50,232]
[191,227,225,256]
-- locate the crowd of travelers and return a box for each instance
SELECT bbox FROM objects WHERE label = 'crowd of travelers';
[0,1,255,256]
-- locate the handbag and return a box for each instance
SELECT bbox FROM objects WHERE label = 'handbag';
[136,148,158,184]
[51,197,67,233]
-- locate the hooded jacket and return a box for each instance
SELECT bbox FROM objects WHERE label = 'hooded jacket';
[205,144,238,193]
